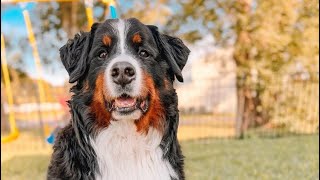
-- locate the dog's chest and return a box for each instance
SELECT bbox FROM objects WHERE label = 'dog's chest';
[91,121,177,180]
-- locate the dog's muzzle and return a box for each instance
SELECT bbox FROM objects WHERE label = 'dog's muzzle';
[105,55,148,120]
[111,61,136,88]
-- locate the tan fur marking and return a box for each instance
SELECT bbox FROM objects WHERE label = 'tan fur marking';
[132,33,142,44]
[102,35,112,46]
[91,73,111,128]
[135,72,165,133]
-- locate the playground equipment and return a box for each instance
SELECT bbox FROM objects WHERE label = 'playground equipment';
[85,0,94,28]
[1,34,20,143]
[105,0,118,18]
[22,6,48,141]
[1,0,117,143]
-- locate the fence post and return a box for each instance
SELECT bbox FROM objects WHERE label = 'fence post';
[235,88,245,139]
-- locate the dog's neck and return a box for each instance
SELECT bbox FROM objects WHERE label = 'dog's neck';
[90,120,178,180]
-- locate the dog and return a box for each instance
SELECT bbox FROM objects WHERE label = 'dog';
[47,18,190,180]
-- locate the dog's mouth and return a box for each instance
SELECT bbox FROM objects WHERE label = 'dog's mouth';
[106,94,150,114]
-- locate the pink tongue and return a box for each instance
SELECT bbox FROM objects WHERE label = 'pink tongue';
[115,97,136,108]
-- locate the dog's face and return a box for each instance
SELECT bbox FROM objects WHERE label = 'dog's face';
[60,18,190,132]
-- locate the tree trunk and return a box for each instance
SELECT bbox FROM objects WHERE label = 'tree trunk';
[61,2,78,38]
[236,85,268,137]
[71,0,78,36]
[242,87,266,127]
[234,0,268,137]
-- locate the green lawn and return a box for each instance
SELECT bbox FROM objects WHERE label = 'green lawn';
[1,135,319,180]
[183,135,319,180]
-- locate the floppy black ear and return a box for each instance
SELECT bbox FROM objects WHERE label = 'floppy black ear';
[60,23,100,83]
[148,25,190,82]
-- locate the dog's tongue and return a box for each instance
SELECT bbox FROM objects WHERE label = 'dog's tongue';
[115,97,136,108]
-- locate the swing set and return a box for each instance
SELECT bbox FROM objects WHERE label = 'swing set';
[1,0,118,144]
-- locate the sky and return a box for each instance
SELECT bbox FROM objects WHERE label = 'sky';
[1,4,35,68]
[1,3,69,86]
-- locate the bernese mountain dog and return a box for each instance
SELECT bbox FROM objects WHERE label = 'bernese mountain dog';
[47,18,190,180]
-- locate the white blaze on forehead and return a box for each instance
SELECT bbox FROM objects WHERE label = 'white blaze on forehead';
[104,19,142,108]
[117,19,127,54]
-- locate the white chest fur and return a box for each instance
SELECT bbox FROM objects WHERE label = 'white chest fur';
[91,121,177,180]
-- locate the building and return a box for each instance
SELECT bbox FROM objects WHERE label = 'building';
[176,46,237,115]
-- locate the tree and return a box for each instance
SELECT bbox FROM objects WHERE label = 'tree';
[121,0,172,25]
[165,0,319,136]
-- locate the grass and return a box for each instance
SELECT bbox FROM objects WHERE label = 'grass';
[1,135,319,180]
[1,155,49,180]
[183,135,319,180]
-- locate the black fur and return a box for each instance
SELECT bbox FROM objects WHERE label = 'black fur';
[47,18,190,180]
[147,25,189,82]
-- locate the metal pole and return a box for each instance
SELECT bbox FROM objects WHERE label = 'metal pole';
[102,0,117,19]
[1,34,19,143]
[22,9,46,142]
[84,0,94,29]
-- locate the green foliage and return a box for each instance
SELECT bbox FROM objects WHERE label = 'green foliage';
[37,1,108,38]
[168,0,318,77]
[167,0,319,131]
[121,0,172,25]
[261,76,319,133]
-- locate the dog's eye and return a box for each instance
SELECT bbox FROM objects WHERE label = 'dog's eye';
[99,52,108,59]
[139,50,149,58]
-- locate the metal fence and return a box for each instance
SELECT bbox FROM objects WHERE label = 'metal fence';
[1,72,319,158]
[240,73,319,138]
[176,72,319,140]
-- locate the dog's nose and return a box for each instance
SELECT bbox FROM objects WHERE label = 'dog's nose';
[111,62,136,87]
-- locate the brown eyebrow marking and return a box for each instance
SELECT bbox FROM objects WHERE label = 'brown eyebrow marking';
[132,33,142,44]
[102,35,112,46]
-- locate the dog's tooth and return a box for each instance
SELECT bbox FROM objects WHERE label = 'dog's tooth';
[140,100,149,113]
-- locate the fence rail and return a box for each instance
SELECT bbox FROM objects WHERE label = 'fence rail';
[1,73,319,152]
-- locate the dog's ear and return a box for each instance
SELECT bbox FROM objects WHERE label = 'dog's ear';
[147,25,190,82]
[60,23,100,83]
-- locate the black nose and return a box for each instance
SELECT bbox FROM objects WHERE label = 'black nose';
[111,61,136,87]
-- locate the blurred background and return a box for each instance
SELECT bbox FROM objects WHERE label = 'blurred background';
[1,0,319,179]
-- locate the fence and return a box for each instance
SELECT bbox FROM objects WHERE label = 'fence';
[240,72,319,138]
[176,72,319,140]
[1,72,319,160]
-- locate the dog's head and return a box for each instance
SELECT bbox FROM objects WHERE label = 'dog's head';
[61,18,190,132]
